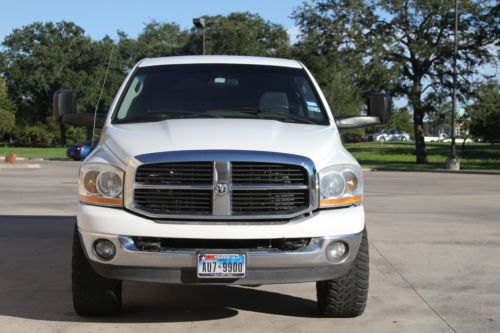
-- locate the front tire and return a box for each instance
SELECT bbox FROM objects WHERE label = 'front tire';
[316,230,369,317]
[72,225,122,316]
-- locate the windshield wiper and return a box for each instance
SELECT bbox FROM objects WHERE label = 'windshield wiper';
[209,107,317,125]
[117,110,221,123]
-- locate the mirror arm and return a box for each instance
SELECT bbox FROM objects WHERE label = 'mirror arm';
[335,116,381,129]
[61,113,106,128]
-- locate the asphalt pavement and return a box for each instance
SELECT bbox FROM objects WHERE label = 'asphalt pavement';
[0,161,499,333]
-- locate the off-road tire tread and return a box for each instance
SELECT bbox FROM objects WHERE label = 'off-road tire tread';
[72,225,122,316]
[316,229,369,317]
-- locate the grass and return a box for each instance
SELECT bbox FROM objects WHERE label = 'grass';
[345,141,500,170]
[1,142,499,170]
[0,145,67,160]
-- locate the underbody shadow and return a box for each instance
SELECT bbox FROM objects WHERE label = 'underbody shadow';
[0,215,318,323]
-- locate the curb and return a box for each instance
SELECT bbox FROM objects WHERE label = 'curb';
[0,156,44,161]
[368,167,500,176]
[0,163,41,169]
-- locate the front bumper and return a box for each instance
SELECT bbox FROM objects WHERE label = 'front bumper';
[78,203,365,284]
[80,229,363,285]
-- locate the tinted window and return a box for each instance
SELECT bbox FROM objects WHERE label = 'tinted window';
[113,64,329,125]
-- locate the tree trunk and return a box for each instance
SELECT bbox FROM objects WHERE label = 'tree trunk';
[409,93,428,164]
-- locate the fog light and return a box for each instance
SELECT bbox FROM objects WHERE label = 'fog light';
[94,239,116,260]
[326,241,347,261]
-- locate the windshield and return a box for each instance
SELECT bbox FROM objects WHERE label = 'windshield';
[113,64,329,125]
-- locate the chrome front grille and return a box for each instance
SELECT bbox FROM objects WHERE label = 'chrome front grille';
[128,150,317,220]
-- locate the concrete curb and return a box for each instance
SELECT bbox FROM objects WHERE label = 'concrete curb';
[0,163,41,169]
[0,156,44,161]
[367,167,500,176]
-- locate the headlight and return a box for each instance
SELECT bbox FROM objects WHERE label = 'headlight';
[79,164,124,206]
[318,164,363,208]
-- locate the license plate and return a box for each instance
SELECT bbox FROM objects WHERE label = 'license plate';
[197,253,246,278]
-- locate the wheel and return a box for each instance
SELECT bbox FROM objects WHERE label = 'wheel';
[378,137,385,142]
[401,137,407,141]
[72,225,122,316]
[316,229,369,318]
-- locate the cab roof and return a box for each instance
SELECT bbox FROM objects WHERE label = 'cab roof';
[138,55,303,69]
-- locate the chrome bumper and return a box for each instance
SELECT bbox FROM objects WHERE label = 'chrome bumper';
[79,229,363,285]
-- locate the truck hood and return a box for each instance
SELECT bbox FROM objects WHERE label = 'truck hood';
[102,118,356,169]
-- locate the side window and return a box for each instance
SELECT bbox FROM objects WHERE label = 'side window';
[116,75,144,120]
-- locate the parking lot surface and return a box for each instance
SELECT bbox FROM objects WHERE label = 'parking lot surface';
[0,161,499,333]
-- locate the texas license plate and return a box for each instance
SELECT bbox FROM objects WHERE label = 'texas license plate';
[197,253,246,278]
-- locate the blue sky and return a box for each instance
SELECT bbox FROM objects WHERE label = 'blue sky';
[0,0,304,42]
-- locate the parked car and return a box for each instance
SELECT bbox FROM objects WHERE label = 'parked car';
[424,133,449,142]
[66,140,96,161]
[475,135,486,143]
[341,133,364,143]
[367,129,410,142]
[53,55,391,318]
[442,135,473,143]
[474,135,500,143]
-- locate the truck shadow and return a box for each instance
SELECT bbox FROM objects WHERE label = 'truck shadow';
[0,215,319,323]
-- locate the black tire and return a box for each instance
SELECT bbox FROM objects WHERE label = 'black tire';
[316,229,369,318]
[72,225,122,316]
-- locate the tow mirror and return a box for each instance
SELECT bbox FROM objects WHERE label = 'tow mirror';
[52,89,106,128]
[367,93,391,125]
[53,89,77,121]
[335,92,391,129]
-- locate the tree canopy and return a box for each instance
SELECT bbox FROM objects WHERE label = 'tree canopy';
[0,6,498,156]
[468,81,500,143]
[292,0,499,163]
[0,77,15,137]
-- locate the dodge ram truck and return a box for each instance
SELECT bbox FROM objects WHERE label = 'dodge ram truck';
[53,55,390,317]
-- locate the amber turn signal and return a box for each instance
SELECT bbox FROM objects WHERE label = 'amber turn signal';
[320,195,363,207]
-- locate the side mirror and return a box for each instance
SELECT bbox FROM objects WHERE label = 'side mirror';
[335,92,391,129]
[53,89,77,121]
[52,89,106,128]
[367,93,391,125]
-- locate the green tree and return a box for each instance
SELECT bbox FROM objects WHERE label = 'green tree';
[387,107,413,134]
[185,12,290,57]
[468,81,500,144]
[2,22,91,123]
[293,0,499,163]
[118,21,189,65]
[1,22,127,144]
[0,77,15,141]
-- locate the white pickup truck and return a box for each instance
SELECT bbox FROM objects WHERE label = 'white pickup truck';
[53,56,390,318]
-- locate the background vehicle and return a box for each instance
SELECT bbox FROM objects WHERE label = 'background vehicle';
[367,129,410,142]
[424,133,449,142]
[442,135,472,144]
[53,55,390,318]
[66,140,96,161]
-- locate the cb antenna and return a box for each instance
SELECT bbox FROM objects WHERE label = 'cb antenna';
[92,43,116,142]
